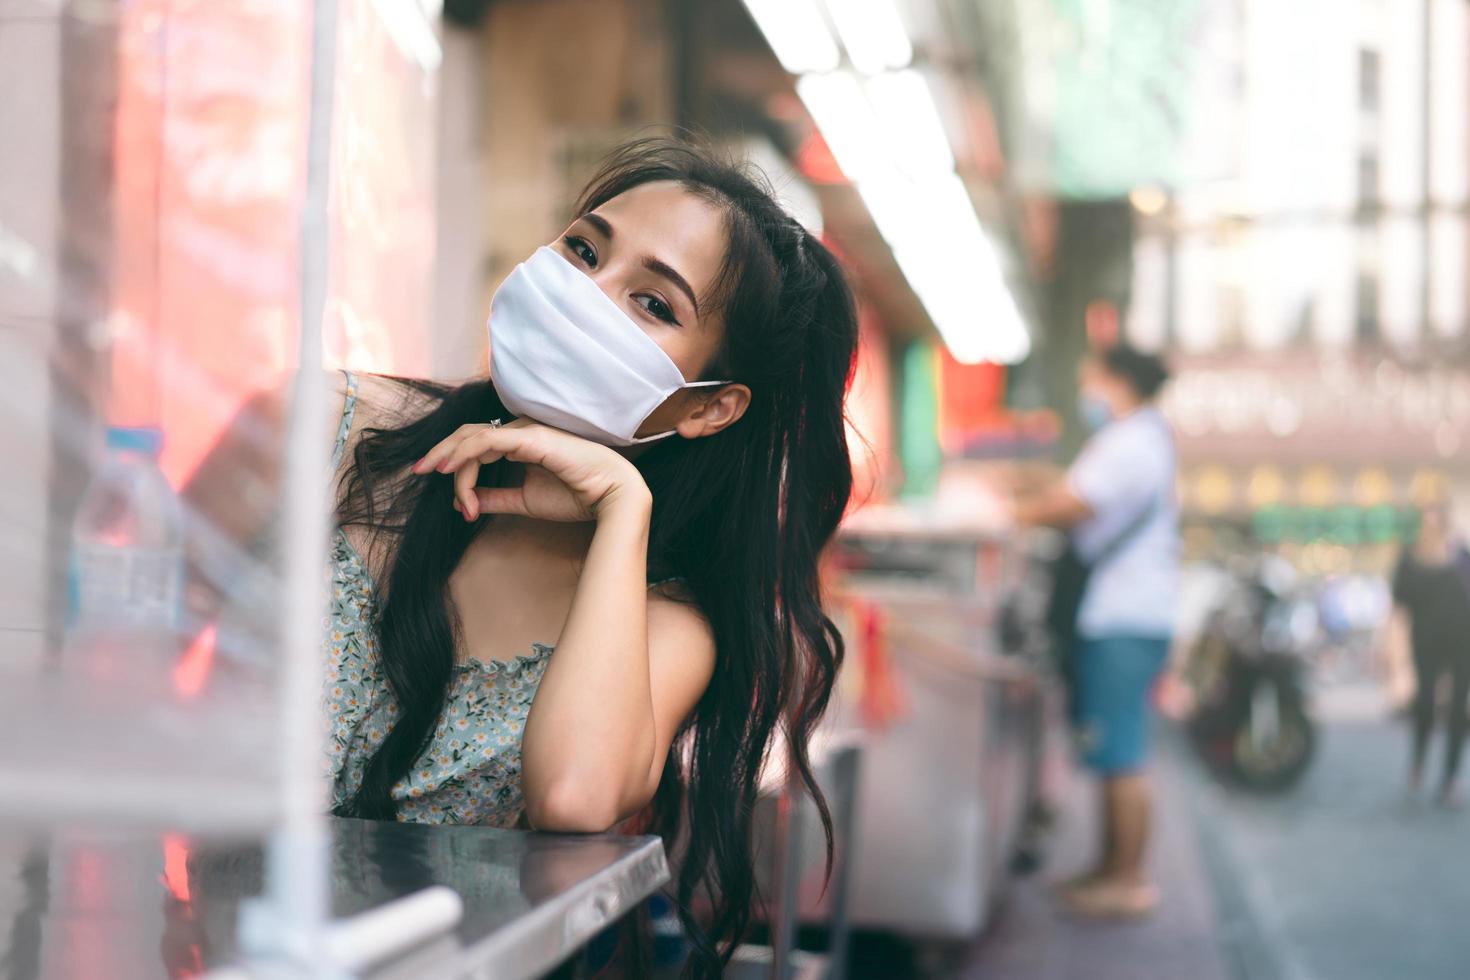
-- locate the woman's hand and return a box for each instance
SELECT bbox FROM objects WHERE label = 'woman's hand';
[411,419,650,524]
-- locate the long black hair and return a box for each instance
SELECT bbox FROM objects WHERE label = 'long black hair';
[332,137,859,975]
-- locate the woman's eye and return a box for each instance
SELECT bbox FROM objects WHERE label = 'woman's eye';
[564,236,596,267]
[637,294,678,324]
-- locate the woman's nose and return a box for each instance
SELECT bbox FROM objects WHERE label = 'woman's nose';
[587,266,631,313]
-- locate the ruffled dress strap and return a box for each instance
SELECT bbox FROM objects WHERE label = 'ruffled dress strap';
[331,369,359,472]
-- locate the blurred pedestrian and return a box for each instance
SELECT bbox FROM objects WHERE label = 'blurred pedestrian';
[1389,502,1470,806]
[1014,343,1179,918]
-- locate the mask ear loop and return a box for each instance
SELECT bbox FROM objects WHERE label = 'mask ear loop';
[627,380,734,445]
[626,429,682,446]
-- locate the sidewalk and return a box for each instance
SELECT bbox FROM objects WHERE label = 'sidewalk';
[954,729,1230,980]
[1185,684,1470,980]
[955,681,1470,980]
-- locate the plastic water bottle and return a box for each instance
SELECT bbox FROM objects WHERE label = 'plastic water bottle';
[67,426,185,667]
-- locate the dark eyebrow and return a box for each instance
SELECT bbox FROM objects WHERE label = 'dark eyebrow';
[581,212,614,239]
[643,257,700,318]
[577,212,700,318]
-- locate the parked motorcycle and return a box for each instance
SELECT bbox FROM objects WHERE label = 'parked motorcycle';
[1182,556,1317,792]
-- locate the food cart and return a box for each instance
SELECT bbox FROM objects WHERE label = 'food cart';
[818,506,1046,940]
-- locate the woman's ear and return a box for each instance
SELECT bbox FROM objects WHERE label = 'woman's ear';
[676,384,752,440]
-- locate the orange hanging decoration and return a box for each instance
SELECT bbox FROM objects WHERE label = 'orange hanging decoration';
[854,599,907,730]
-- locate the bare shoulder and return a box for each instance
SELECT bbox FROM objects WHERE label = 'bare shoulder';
[332,372,447,466]
[351,372,439,420]
[343,373,442,436]
[646,589,717,677]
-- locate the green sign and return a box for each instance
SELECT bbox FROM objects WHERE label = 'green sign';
[899,342,942,499]
[1037,0,1202,197]
[1252,505,1418,545]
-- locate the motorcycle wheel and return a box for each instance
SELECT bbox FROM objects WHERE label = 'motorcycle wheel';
[1229,698,1316,792]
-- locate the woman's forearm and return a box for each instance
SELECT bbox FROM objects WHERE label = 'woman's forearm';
[520,485,657,831]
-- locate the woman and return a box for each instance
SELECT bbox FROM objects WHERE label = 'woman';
[1390,503,1470,806]
[187,138,858,973]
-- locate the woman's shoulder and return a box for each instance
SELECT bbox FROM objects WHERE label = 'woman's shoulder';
[647,585,716,656]
[334,371,448,455]
[350,371,443,416]
[644,587,718,714]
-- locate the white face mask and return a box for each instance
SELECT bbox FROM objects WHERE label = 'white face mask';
[487,246,728,447]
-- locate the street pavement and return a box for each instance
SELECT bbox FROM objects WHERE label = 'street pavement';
[958,681,1469,980]
[953,721,1229,980]
[1187,684,1470,980]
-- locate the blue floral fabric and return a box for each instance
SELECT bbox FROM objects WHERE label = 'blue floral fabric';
[322,371,550,825]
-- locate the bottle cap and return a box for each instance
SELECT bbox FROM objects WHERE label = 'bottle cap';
[105,426,164,456]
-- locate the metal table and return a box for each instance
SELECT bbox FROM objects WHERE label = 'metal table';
[0,817,669,979]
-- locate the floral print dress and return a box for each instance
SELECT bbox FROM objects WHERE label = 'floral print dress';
[322,371,551,825]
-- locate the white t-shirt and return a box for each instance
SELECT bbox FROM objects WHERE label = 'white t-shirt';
[1065,405,1180,639]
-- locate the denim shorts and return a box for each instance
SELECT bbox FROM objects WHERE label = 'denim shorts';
[1071,634,1171,774]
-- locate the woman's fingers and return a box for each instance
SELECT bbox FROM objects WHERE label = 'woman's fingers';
[454,459,482,520]
[473,486,530,518]
[412,422,505,475]
[412,421,623,523]
[413,419,553,477]
[427,425,539,521]
[412,427,468,474]
[442,426,520,473]
[450,430,523,520]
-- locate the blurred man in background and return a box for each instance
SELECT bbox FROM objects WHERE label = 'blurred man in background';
[1388,502,1470,806]
[1014,344,1180,919]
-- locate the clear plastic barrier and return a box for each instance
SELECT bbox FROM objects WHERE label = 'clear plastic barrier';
[0,0,437,833]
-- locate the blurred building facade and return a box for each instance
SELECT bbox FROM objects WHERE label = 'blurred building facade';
[1124,0,1470,570]
[956,0,1470,571]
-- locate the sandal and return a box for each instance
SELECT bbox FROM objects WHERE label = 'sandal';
[1061,878,1160,920]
